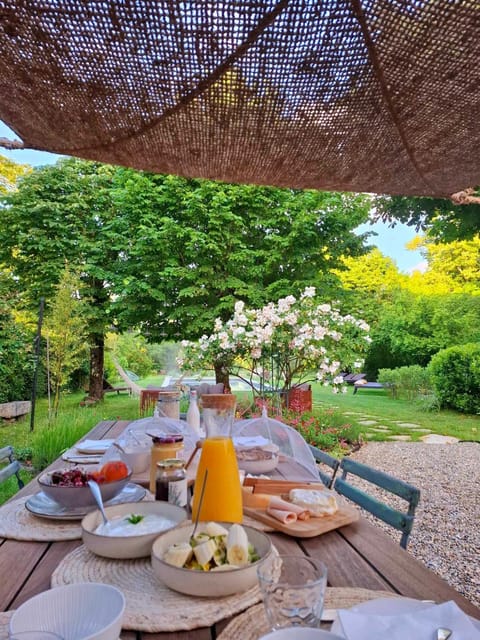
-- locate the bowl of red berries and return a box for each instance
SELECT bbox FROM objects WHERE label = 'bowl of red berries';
[38,461,132,508]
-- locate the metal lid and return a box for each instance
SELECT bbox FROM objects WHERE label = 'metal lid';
[148,432,184,444]
[156,458,186,469]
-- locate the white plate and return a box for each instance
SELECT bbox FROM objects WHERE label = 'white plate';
[331,597,480,636]
[75,439,115,454]
[25,483,146,520]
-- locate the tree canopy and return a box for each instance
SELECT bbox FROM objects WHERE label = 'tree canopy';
[0,158,371,396]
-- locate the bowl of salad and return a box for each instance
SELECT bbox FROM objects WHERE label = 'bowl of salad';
[38,461,132,508]
[151,521,272,597]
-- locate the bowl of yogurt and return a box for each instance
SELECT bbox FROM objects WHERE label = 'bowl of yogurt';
[81,501,187,559]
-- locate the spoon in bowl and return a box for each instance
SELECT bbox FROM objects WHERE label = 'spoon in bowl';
[87,480,109,526]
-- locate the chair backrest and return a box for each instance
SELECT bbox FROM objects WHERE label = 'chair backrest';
[0,446,24,490]
[309,445,340,489]
[334,457,420,549]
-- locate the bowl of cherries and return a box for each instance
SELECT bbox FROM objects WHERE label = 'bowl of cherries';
[38,461,132,508]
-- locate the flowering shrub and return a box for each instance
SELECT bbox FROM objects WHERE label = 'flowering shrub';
[283,409,361,452]
[179,287,370,395]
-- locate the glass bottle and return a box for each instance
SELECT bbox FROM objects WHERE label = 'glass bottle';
[191,394,242,523]
[186,389,201,435]
[156,459,188,507]
[148,433,184,494]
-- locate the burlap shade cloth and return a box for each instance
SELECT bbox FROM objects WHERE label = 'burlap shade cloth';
[0,1,479,197]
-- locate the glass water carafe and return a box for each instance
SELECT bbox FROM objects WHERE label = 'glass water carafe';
[191,394,242,522]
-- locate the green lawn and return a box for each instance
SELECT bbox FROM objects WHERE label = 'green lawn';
[312,384,480,442]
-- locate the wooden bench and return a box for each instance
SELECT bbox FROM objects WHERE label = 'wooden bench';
[353,381,385,394]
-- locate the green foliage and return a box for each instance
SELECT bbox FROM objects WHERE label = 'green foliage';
[428,343,480,414]
[146,342,180,373]
[0,154,30,194]
[31,416,98,470]
[374,194,480,242]
[105,332,154,380]
[44,266,89,415]
[0,299,33,402]
[283,408,361,452]
[365,291,480,378]
[110,171,371,342]
[377,365,433,400]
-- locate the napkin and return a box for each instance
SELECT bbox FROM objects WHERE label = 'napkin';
[76,439,115,454]
[338,600,480,640]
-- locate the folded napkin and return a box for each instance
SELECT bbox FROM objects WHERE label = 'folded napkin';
[338,600,480,640]
[76,439,115,453]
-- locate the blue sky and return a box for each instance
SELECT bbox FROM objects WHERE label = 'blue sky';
[0,121,424,273]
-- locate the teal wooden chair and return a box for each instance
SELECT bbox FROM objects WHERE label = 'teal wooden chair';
[0,446,24,490]
[334,457,420,549]
[309,445,340,489]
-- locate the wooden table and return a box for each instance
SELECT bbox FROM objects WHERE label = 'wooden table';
[1,419,478,640]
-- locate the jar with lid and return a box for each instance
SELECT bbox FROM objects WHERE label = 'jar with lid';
[156,459,187,507]
[148,433,184,493]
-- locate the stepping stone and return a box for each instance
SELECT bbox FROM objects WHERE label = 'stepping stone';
[388,435,412,441]
[409,428,431,433]
[358,420,377,426]
[396,422,421,428]
[369,427,390,432]
[420,434,460,444]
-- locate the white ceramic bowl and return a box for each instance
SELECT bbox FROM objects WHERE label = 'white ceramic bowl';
[9,583,125,640]
[236,443,280,474]
[259,630,344,640]
[151,522,272,597]
[38,468,131,508]
[82,501,187,559]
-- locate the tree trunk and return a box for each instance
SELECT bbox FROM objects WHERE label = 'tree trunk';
[88,334,104,401]
[214,359,231,393]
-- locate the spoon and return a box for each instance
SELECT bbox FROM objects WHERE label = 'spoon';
[190,469,208,542]
[87,480,109,526]
[436,628,452,640]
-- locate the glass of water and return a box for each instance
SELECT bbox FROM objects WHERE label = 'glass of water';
[257,555,328,630]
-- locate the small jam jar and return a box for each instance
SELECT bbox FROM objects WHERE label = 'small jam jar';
[148,433,184,493]
[156,459,187,507]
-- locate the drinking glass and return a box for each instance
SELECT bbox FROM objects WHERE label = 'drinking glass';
[257,555,328,630]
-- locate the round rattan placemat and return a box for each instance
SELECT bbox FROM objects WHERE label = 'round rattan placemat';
[0,498,82,541]
[51,545,263,632]
[0,611,13,640]
[217,588,401,639]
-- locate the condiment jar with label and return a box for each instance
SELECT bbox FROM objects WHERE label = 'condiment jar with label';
[155,459,187,507]
[148,433,184,493]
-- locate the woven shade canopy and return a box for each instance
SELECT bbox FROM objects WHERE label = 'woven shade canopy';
[0,1,478,197]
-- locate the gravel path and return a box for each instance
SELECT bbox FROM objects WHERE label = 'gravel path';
[348,442,480,608]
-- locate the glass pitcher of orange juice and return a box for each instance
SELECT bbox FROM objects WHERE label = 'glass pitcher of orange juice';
[191,394,242,523]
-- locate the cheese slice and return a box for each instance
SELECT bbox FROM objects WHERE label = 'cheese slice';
[289,488,338,517]
[241,487,272,508]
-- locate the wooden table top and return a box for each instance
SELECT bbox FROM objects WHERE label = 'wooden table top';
[1,419,478,639]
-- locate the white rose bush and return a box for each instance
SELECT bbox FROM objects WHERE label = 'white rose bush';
[178,287,370,399]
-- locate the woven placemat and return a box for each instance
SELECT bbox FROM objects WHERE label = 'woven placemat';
[217,587,400,639]
[0,611,13,640]
[51,545,263,632]
[0,492,156,542]
[0,497,82,541]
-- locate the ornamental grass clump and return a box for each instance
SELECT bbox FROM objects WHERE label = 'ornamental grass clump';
[179,287,370,396]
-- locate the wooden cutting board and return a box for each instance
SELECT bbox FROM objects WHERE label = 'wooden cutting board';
[243,481,359,537]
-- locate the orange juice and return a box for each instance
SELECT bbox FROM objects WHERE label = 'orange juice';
[191,436,243,523]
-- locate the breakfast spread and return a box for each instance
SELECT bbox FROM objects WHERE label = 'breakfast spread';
[241,479,359,537]
[163,522,259,571]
